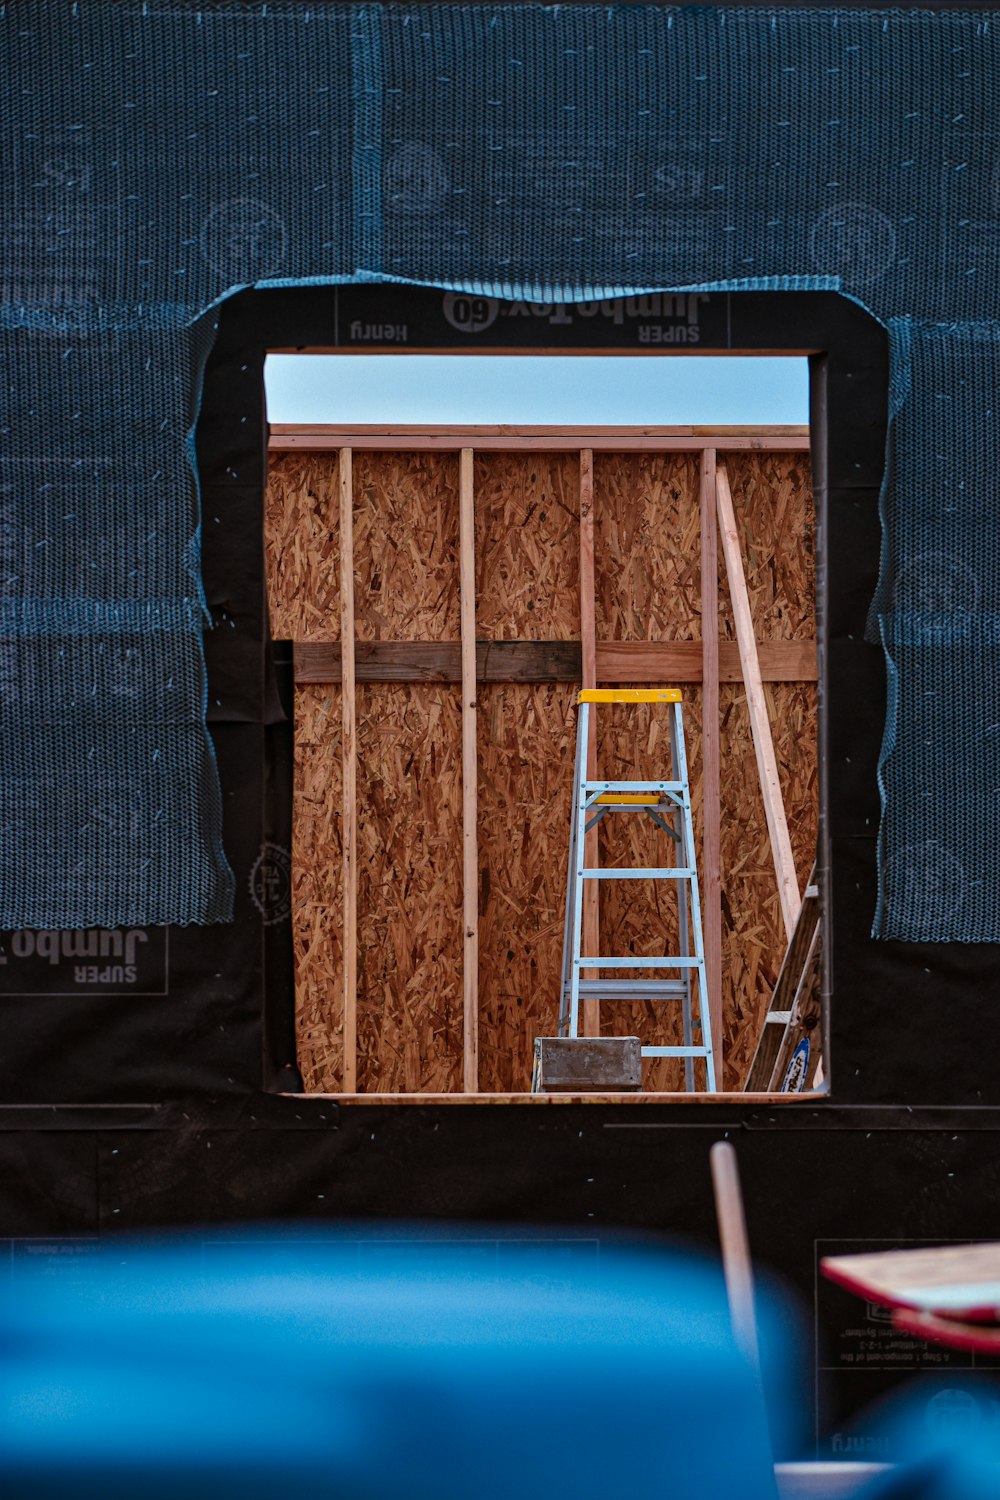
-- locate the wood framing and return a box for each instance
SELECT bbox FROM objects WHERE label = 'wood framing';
[579,449,600,1037]
[700,448,723,1074]
[600,640,816,682]
[716,460,802,943]
[293,638,818,685]
[339,447,358,1092]
[271,424,810,453]
[768,923,822,1091]
[745,868,820,1091]
[265,432,819,1098]
[459,449,479,1092]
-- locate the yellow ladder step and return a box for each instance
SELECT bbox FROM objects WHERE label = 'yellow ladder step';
[595,793,661,805]
[578,687,682,704]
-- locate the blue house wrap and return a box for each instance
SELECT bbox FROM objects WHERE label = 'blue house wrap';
[1,4,997,940]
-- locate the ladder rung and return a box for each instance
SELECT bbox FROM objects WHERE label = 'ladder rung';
[765,1011,793,1024]
[641,1047,710,1060]
[574,956,703,969]
[580,868,695,880]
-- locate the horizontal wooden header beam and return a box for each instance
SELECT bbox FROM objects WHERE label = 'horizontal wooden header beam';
[288,1090,821,1106]
[293,638,817,685]
[269,424,810,454]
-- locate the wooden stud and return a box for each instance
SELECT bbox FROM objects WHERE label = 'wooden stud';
[700,449,723,1084]
[459,448,479,1093]
[339,447,358,1092]
[579,449,600,1038]
[716,461,802,942]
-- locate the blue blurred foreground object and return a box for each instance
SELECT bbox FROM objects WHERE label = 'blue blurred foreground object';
[0,1229,779,1499]
[822,1378,1000,1500]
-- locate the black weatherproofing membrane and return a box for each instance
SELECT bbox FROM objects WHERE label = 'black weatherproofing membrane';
[4,5,1000,1458]
[1,3,999,938]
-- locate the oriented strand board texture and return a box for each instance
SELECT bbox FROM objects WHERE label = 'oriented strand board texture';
[475,453,581,640]
[477,682,576,1091]
[589,450,816,1091]
[475,454,581,1090]
[717,454,817,1089]
[265,451,344,1092]
[723,453,816,644]
[353,451,460,641]
[292,686,344,1092]
[592,453,707,1089]
[266,445,816,1095]
[265,449,467,1094]
[594,452,703,642]
[265,451,341,642]
[356,683,464,1094]
[352,454,463,1091]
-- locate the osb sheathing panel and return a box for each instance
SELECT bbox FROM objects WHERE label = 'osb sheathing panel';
[351,454,464,1091]
[477,683,576,1092]
[353,451,460,641]
[291,682,467,1096]
[719,682,817,1090]
[265,451,341,642]
[717,453,817,1090]
[265,446,816,1095]
[474,453,581,639]
[266,450,468,1094]
[585,452,816,1092]
[356,683,464,1094]
[595,695,707,1092]
[591,453,706,1090]
[293,687,344,1092]
[266,451,344,1093]
[723,453,816,643]
[594,452,703,642]
[475,455,581,1090]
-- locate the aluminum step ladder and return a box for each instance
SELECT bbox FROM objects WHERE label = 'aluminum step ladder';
[559,688,717,1092]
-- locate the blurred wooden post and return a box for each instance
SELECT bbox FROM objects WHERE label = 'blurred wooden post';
[710,1141,760,1369]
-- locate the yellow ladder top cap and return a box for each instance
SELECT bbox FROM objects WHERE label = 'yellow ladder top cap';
[578,688,682,704]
